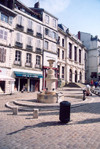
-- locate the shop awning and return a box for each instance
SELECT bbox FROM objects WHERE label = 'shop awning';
[0,75,15,81]
[14,71,43,78]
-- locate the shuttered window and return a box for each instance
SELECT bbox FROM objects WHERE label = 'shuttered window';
[0,48,6,63]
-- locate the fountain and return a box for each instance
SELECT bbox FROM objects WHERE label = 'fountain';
[37,59,64,103]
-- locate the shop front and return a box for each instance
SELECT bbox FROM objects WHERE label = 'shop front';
[0,68,15,94]
[14,71,43,92]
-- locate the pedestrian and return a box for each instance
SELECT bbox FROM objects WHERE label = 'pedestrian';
[90,79,94,89]
[94,81,98,88]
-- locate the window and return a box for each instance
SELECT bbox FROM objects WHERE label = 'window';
[62,39,64,47]
[80,72,82,81]
[0,28,7,40]
[74,46,77,61]
[45,28,49,35]
[98,50,100,56]
[52,32,56,39]
[44,41,48,50]
[62,50,64,59]
[0,13,13,24]
[37,39,41,48]
[62,66,64,79]
[17,15,23,25]
[16,33,22,43]
[91,72,97,78]
[28,19,33,29]
[52,19,56,28]
[1,13,8,23]
[45,15,49,24]
[99,57,100,65]
[26,53,31,63]
[57,65,60,79]
[69,43,72,59]
[58,48,60,58]
[36,55,40,65]
[69,69,72,82]
[15,50,21,64]
[37,24,41,33]
[79,49,81,63]
[9,16,13,25]
[0,48,6,63]
[48,30,53,38]
[27,37,32,46]
[57,36,60,44]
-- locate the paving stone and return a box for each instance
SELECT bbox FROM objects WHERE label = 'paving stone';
[0,88,100,149]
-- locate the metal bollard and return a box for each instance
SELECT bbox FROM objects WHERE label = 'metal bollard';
[59,101,71,123]
[33,109,39,119]
[83,90,86,101]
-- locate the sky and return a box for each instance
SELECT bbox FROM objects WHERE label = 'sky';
[20,0,100,38]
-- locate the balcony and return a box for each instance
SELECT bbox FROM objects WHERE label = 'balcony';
[25,62,32,67]
[35,48,42,54]
[36,32,42,39]
[14,60,21,66]
[16,24,24,32]
[15,42,23,48]
[26,45,33,51]
[35,64,42,69]
[27,28,34,35]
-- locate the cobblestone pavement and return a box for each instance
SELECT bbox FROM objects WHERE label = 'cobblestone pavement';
[0,88,100,149]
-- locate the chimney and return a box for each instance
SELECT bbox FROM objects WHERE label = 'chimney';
[78,31,81,40]
[8,0,15,9]
[34,2,40,8]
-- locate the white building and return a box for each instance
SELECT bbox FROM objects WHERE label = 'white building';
[0,0,43,93]
[77,31,100,82]
[57,25,86,86]
[31,3,58,89]
[0,3,16,94]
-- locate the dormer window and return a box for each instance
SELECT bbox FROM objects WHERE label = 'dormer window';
[45,15,49,24]
[52,19,56,28]
[17,15,24,26]
[1,13,8,23]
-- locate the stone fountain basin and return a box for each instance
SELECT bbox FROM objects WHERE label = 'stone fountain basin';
[37,93,57,103]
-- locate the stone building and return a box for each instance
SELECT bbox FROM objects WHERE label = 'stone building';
[31,3,58,89]
[0,0,86,94]
[77,31,100,82]
[0,2,16,94]
[57,25,86,86]
[0,0,43,93]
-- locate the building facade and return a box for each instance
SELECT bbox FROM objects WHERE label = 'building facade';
[0,2,16,94]
[32,4,58,89]
[0,0,43,93]
[57,25,86,86]
[77,31,100,82]
[0,1,86,94]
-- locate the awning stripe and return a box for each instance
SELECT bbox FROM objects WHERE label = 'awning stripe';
[14,71,43,78]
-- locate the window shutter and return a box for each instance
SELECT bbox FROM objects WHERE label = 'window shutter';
[0,48,1,62]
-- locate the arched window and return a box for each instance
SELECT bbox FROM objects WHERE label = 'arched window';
[80,72,82,82]
[69,69,72,82]
[75,70,77,82]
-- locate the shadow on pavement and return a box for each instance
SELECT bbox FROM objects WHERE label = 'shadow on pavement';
[71,102,100,114]
[7,121,68,136]
[75,118,100,124]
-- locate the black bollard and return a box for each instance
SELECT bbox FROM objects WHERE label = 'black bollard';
[59,101,71,123]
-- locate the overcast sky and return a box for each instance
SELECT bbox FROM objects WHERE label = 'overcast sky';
[20,0,100,37]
